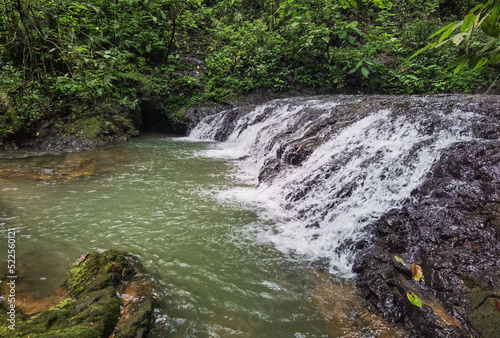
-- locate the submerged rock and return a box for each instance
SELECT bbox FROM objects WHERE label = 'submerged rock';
[0,249,157,338]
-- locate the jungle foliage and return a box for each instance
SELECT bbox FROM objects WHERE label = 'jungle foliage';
[0,0,497,142]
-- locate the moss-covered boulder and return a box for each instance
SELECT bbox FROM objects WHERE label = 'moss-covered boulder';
[67,249,135,297]
[0,250,156,338]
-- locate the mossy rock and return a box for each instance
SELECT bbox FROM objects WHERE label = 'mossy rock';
[67,249,135,297]
[0,250,155,337]
[113,298,154,338]
[0,288,118,337]
[464,274,500,338]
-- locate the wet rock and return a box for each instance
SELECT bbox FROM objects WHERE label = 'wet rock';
[354,140,500,337]
[14,114,140,153]
[0,250,157,338]
[192,94,500,337]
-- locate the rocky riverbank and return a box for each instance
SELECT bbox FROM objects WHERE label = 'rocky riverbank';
[353,139,500,338]
[188,94,500,337]
[0,249,156,337]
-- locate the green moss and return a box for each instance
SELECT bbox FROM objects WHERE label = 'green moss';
[70,287,120,336]
[112,115,139,136]
[61,117,101,140]
[67,249,135,297]
[114,298,154,338]
[0,250,152,337]
[81,118,102,139]
[464,274,500,338]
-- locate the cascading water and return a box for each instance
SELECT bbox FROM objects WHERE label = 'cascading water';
[189,95,483,275]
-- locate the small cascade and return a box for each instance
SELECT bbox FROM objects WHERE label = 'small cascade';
[189,95,488,274]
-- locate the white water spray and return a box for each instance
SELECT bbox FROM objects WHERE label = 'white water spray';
[189,96,478,274]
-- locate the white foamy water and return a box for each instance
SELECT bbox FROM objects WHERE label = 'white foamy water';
[189,96,478,275]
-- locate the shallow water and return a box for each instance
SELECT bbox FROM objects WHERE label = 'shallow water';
[0,134,400,337]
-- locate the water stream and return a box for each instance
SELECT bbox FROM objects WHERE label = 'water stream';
[189,95,480,274]
[0,133,398,337]
[2,94,489,337]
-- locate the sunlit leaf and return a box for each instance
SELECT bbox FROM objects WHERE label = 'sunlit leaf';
[394,256,407,267]
[411,263,423,281]
[452,32,467,45]
[407,291,423,307]
[460,14,476,32]
[438,23,461,43]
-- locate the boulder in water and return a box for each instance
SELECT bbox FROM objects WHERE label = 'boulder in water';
[0,249,157,338]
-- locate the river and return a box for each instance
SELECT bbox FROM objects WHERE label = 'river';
[0,133,399,337]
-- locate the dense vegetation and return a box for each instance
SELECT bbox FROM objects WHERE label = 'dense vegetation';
[0,0,498,147]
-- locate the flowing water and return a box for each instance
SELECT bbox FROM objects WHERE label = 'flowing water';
[2,94,490,337]
[0,133,399,337]
[189,95,481,275]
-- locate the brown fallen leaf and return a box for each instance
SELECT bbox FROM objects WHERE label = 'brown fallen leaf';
[494,299,500,314]
[76,252,90,266]
[411,263,423,281]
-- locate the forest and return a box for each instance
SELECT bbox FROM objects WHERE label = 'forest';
[1,0,499,147]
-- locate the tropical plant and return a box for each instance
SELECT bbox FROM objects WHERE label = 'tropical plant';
[411,0,500,73]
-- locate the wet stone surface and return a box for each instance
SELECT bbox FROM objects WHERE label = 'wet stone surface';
[353,141,500,337]
[190,94,500,337]
[0,250,157,338]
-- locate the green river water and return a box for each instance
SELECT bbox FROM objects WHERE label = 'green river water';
[0,134,400,337]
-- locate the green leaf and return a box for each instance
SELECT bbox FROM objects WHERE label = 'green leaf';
[468,3,485,15]
[454,58,470,74]
[361,67,369,78]
[460,14,476,32]
[491,2,500,23]
[446,54,469,70]
[490,53,500,65]
[408,43,432,60]
[438,22,462,43]
[394,255,407,267]
[472,57,489,70]
[429,21,459,39]
[407,291,423,307]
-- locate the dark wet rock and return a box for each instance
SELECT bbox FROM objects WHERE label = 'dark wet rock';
[354,140,500,337]
[0,250,157,338]
[194,94,500,337]
[3,114,140,153]
[183,87,338,130]
[278,143,313,166]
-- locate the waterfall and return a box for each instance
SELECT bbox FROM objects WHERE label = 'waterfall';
[188,95,481,275]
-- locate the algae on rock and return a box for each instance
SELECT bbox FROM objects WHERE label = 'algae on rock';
[0,249,156,338]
